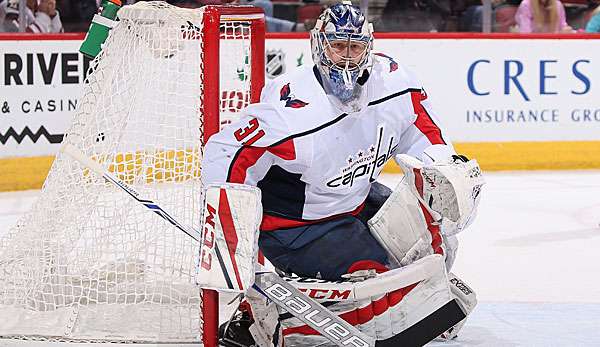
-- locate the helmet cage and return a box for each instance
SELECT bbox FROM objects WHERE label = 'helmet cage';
[319,32,371,72]
[310,2,373,102]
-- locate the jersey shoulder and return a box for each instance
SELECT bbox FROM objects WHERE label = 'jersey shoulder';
[370,52,423,94]
[259,65,338,134]
[260,65,319,105]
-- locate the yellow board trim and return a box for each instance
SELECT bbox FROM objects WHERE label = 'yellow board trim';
[0,156,55,192]
[105,150,202,184]
[382,141,600,173]
[2,141,600,192]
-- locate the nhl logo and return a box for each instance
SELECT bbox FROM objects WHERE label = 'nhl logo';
[266,49,286,79]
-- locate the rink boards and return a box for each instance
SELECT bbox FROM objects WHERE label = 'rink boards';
[1,33,600,191]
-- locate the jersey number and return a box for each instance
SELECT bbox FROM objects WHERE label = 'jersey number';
[234,118,265,146]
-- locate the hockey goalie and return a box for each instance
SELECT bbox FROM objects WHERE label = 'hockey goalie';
[201,1,484,345]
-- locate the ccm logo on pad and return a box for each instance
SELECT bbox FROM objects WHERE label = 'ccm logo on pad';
[199,204,217,270]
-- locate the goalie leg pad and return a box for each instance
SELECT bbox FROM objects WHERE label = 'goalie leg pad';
[281,255,458,344]
[196,183,262,292]
[367,180,442,267]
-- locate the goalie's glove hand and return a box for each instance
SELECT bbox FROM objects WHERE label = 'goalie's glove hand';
[395,150,485,236]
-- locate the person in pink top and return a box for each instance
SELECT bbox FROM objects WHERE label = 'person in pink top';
[515,0,574,32]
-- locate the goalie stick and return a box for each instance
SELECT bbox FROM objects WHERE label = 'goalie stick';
[254,269,466,347]
[62,143,376,346]
[60,143,237,289]
[61,143,203,242]
[255,271,376,347]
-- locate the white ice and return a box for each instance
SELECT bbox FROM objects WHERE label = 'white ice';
[1,171,599,346]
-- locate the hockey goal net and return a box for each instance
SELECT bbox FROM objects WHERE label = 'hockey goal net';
[0,2,264,345]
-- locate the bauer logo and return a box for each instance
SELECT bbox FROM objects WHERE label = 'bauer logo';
[264,283,370,347]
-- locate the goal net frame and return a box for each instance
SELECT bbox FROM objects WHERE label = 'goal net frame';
[201,6,264,345]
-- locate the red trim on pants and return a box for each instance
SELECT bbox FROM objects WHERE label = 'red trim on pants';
[260,202,365,231]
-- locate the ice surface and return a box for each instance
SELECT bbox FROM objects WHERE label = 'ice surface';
[1,171,599,346]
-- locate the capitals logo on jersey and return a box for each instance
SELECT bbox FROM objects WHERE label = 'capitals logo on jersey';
[326,126,398,188]
[280,83,309,108]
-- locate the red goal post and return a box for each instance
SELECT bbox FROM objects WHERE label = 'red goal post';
[202,5,265,144]
[201,5,265,347]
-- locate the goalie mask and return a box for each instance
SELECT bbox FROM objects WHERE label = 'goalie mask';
[311,1,373,104]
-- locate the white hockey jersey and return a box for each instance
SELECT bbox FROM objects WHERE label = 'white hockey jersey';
[202,54,455,231]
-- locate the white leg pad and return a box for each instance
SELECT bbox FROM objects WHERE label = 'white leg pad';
[440,272,477,339]
[196,183,262,293]
[281,255,454,343]
[368,179,433,266]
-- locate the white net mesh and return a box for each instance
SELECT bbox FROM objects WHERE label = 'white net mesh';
[0,2,258,343]
[219,20,253,127]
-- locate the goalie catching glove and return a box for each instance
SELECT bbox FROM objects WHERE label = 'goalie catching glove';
[395,147,485,236]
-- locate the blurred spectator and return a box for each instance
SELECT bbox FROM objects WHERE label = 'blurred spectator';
[75,0,99,29]
[585,1,600,32]
[515,0,574,32]
[296,2,323,30]
[458,0,484,31]
[0,0,63,32]
[459,0,514,32]
[234,0,305,31]
[377,0,452,32]
[166,0,305,31]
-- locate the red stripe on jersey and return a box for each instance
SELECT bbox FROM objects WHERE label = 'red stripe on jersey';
[227,139,296,184]
[283,283,418,336]
[410,90,445,145]
[218,189,244,290]
[413,168,424,198]
[268,138,296,160]
[228,147,268,183]
[413,167,443,255]
[260,202,365,231]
